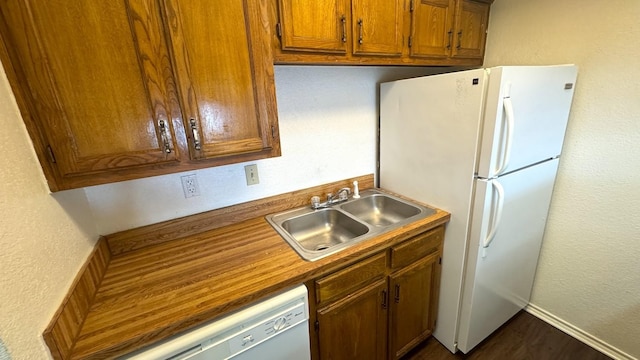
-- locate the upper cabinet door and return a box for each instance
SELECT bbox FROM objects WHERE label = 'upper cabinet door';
[163,0,280,161]
[451,0,489,59]
[0,0,180,190]
[277,0,348,53]
[352,0,405,56]
[409,0,456,58]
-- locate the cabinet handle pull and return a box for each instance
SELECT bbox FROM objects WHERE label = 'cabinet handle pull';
[381,290,387,309]
[447,30,453,49]
[340,15,347,42]
[158,120,171,154]
[189,118,202,150]
[357,19,363,44]
[457,30,462,49]
[394,284,400,303]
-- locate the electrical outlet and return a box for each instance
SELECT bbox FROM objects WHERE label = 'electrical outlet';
[244,164,259,186]
[181,174,200,198]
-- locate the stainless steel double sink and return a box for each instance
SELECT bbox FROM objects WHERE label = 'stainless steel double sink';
[266,189,436,261]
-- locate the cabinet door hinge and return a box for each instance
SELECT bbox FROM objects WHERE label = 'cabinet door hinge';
[410,0,415,12]
[276,22,282,38]
[271,126,276,139]
[46,145,57,163]
[408,36,412,48]
[314,320,319,332]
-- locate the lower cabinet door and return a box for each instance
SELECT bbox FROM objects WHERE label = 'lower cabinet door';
[317,279,388,360]
[388,253,440,359]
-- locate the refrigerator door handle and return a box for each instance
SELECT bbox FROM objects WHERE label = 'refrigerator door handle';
[495,97,515,176]
[483,179,505,248]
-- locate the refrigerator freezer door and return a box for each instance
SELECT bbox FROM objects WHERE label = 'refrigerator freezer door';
[379,68,487,353]
[456,158,560,353]
[477,65,577,178]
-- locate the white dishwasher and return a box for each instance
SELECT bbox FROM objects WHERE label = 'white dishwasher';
[123,285,310,360]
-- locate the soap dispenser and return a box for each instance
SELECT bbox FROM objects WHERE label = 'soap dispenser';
[352,181,360,198]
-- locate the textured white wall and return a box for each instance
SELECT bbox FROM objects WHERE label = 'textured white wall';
[484,0,640,358]
[0,68,98,358]
[85,66,445,234]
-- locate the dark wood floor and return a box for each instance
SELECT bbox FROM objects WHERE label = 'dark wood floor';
[403,311,612,360]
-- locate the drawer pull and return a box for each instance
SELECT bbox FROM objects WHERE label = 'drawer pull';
[381,289,388,309]
[158,119,172,154]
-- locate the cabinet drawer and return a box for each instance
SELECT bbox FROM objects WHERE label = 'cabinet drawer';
[390,226,444,269]
[315,252,387,305]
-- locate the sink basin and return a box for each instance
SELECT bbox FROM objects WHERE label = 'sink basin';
[266,189,435,261]
[341,194,423,226]
[281,208,369,252]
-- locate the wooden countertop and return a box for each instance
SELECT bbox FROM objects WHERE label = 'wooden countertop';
[45,175,450,359]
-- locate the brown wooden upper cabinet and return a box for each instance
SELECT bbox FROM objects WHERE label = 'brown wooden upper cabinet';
[278,0,349,53]
[272,0,491,66]
[410,0,489,59]
[351,0,405,56]
[450,0,490,59]
[0,0,280,191]
[409,0,456,58]
[277,0,404,56]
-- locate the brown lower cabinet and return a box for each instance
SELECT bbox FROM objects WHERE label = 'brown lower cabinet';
[309,226,444,360]
[389,252,441,358]
[318,279,389,360]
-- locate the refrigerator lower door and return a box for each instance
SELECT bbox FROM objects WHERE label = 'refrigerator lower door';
[456,158,560,353]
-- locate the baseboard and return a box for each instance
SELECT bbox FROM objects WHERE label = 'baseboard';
[525,304,637,360]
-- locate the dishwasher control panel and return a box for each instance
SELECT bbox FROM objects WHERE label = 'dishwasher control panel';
[227,302,307,354]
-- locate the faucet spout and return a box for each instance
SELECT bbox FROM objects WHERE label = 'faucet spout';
[335,187,351,201]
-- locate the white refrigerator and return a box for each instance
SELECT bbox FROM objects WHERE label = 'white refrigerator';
[379,65,578,354]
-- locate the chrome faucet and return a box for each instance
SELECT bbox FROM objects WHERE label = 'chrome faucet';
[332,187,352,202]
[311,187,352,209]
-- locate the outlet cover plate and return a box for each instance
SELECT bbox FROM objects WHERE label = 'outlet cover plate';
[181,174,200,198]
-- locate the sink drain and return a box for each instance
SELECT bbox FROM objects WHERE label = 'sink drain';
[315,244,331,251]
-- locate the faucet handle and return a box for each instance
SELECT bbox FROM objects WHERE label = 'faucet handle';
[311,196,320,209]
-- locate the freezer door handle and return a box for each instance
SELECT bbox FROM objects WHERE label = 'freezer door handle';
[495,96,515,176]
[483,180,505,248]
